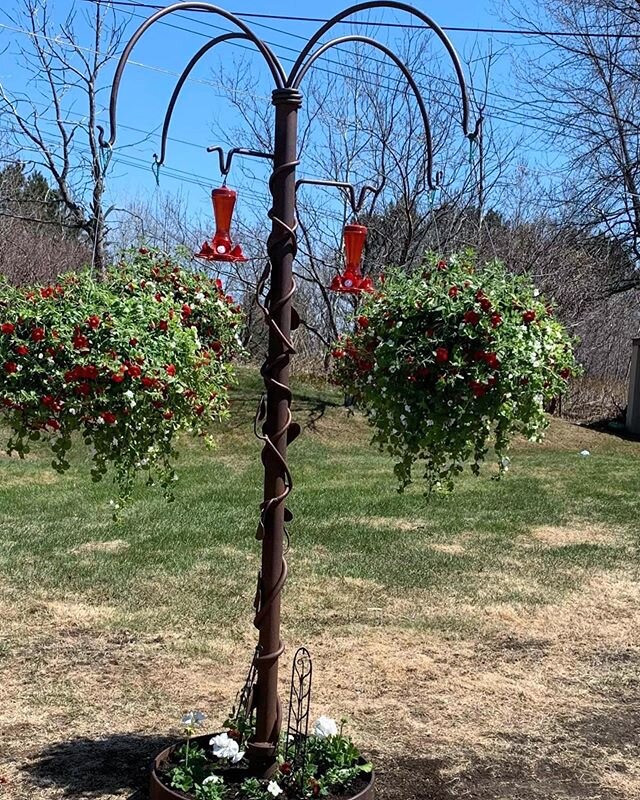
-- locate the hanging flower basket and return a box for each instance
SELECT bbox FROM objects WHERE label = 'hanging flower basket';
[0,248,245,501]
[331,250,580,492]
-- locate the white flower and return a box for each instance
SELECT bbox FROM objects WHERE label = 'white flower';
[195,292,205,302]
[125,390,134,399]
[313,716,338,738]
[182,710,206,728]
[579,449,591,457]
[210,732,244,763]
[267,781,283,797]
[203,775,222,785]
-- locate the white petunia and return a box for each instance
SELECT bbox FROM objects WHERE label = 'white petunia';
[182,710,206,728]
[210,732,244,763]
[267,781,283,797]
[203,775,222,785]
[313,716,338,738]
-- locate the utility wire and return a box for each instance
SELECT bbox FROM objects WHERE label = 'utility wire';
[73,0,597,139]
[89,0,640,39]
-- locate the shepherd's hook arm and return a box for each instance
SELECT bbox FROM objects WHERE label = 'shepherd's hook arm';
[288,0,478,138]
[293,35,439,190]
[97,2,285,149]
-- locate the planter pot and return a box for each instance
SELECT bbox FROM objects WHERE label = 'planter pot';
[150,733,375,800]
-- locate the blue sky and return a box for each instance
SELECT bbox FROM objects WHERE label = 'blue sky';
[0,0,549,229]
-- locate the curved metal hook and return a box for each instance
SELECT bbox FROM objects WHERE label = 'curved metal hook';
[154,32,248,167]
[293,35,439,190]
[287,0,475,138]
[206,146,274,179]
[295,177,381,217]
[97,2,285,149]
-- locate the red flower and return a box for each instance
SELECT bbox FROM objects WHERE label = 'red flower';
[139,247,149,255]
[417,366,430,378]
[40,287,54,299]
[128,364,142,379]
[4,361,17,373]
[437,260,448,271]
[101,411,117,425]
[194,404,205,415]
[225,294,234,305]
[480,298,492,312]
[357,315,369,329]
[80,365,99,380]
[332,348,345,359]
[75,383,91,396]
[211,341,222,354]
[31,327,45,342]
[163,410,173,420]
[471,350,485,362]
[73,334,90,350]
[280,762,292,776]
[158,320,168,332]
[141,376,157,389]
[165,364,176,377]
[448,286,459,298]
[129,338,139,347]
[46,418,60,431]
[16,345,29,356]
[490,313,503,328]
[181,304,192,317]
[484,352,501,370]
[560,368,571,380]
[522,310,536,324]
[469,380,487,398]
[155,293,163,303]
[215,278,223,291]
[111,373,124,383]
[435,347,449,363]
[1,322,15,335]
[463,310,481,325]
[87,315,101,329]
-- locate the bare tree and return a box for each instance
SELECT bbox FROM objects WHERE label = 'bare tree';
[504,0,640,293]
[0,0,128,277]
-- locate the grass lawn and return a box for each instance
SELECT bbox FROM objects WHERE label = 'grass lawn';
[0,368,639,799]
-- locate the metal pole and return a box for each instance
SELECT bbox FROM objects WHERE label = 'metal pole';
[248,86,302,776]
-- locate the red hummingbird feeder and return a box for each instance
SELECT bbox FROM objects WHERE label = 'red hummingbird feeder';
[329,222,373,294]
[196,186,248,263]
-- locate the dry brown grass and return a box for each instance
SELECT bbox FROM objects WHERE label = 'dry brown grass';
[1,567,639,799]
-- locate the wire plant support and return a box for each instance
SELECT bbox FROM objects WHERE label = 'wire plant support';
[99,0,479,781]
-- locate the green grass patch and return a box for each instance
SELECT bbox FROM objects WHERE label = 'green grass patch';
[0,367,638,641]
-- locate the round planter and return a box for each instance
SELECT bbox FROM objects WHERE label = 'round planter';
[150,733,375,800]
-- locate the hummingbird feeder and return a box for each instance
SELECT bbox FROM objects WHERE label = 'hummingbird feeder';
[196,186,248,263]
[329,222,373,294]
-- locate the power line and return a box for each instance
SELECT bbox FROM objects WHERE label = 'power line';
[1,2,585,141]
[73,0,588,140]
[92,0,640,40]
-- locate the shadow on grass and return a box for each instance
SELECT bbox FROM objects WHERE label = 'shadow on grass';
[23,733,175,798]
[23,734,631,800]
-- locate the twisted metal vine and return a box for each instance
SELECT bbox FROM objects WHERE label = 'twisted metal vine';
[250,151,301,746]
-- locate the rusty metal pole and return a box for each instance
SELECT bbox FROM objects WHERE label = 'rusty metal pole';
[248,86,302,776]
